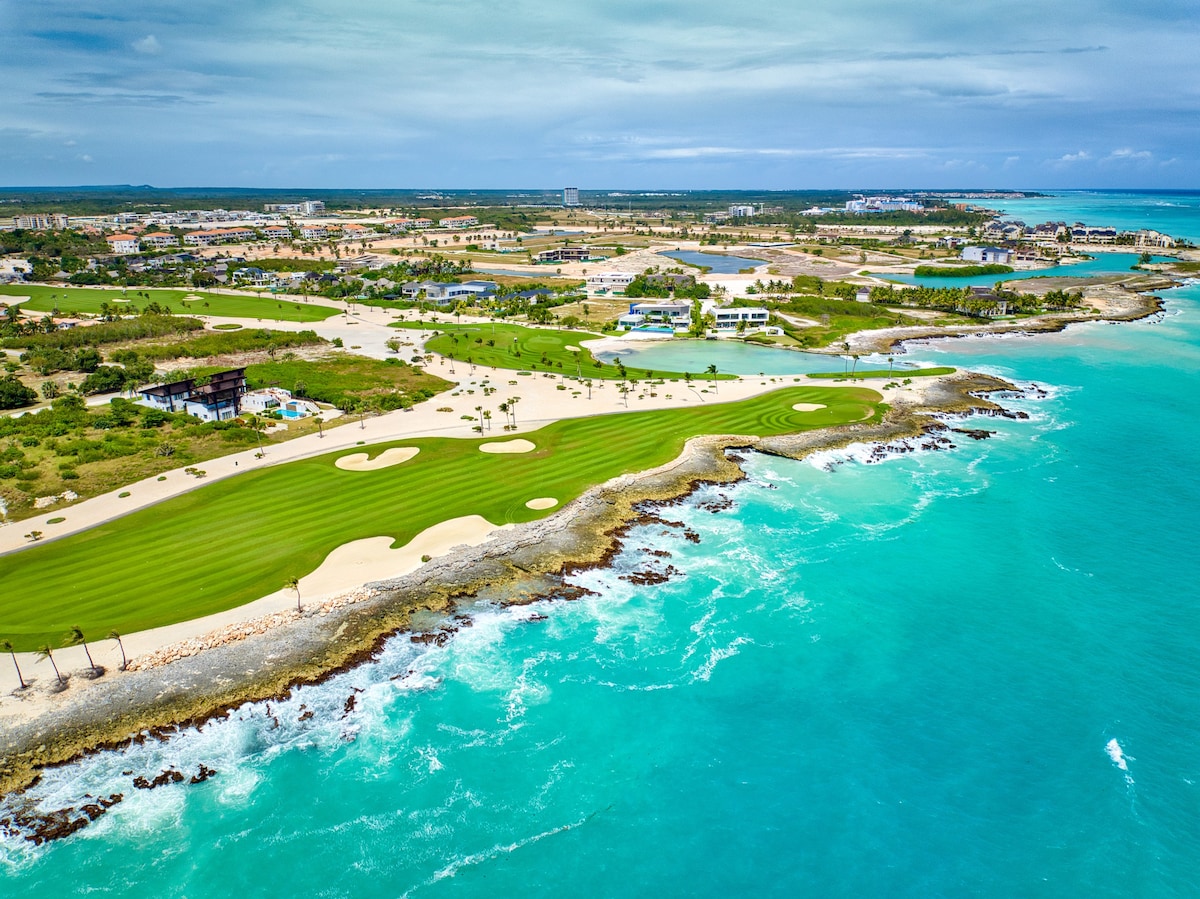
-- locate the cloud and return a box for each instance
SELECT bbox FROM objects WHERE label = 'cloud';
[1105,147,1153,162]
[131,34,161,55]
[0,1,1197,187]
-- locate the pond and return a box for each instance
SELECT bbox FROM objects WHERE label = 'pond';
[873,253,1172,289]
[593,339,921,376]
[659,250,766,274]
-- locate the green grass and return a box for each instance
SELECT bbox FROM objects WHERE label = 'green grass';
[395,321,734,381]
[807,367,956,379]
[0,386,881,649]
[0,285,342,322]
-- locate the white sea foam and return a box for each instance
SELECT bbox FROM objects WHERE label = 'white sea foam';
[1105,738,1131,772]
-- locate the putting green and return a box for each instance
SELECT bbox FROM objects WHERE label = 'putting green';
[0,385,880,649]
[0,285,342,323]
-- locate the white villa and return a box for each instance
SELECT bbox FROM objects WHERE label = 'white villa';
[711,306,770,331]
[617,301,692,331]
[962,246,1013,265]
[586,271,636,293]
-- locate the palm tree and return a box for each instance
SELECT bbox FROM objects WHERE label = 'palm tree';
[3,639,27,689]
[706,364,719,393]
[68,625,101,676]
[37,644,65,687]
[287,576,301,613]
[108,630,128,671]
[850,354,860,377]
[887,356,895,376]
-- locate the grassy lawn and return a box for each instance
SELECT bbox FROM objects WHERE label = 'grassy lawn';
[0,285,342,322]
[0,385,881,649]
[395,321,734,381]
[807,367,956,379]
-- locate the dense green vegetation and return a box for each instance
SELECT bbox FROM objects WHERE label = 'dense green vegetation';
[0,385,881,649]
[0,285,342,322]
[180,354,450,412]
[2,314,204,350]
[128,328,326,362]
[624,274,712,300]
[0,395,302,519]
[913,264,1014,277]
[865,284,1081,316]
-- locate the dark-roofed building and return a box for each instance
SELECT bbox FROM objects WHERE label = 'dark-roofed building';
[138,368,247,422]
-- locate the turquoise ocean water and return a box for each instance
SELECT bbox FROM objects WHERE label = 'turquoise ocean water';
[4,195,1200,896]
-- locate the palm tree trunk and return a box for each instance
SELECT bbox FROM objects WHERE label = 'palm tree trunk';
[7,649,26,689]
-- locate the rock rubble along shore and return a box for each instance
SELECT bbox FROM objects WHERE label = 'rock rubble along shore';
[0,371,1013,799]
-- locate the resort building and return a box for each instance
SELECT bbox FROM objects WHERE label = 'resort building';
[586,271,636,293]
[439,215,479,229]
[845,196,924,213]
[962,246,1013,265]
[263,225,293,241]
[617,301,693,331]
[534,246,592,264]
[400,280,497,306]
[563,187,580,207]
[711,306,770,330]
[140,232,179,249]
[299,225,329,240]
[728,204,757,218]
[264,200,325,215]
[137,368,247,422]
[12,214,69,230]
[105,234,141,254]
[183,227,255,246]
[1134,229,1176,248]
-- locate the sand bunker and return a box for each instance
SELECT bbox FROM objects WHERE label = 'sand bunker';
[525,497,558,510]
[183,295,203,301]
[299,516,508,596]
[565,345,582,352]
[792,403,827,412]
[335,447,420,470]
[480,439,535,454]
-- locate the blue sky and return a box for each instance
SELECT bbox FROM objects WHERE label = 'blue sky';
[2,0,1197,188]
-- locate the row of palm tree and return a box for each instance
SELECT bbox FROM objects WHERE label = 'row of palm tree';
[3,627,127,691]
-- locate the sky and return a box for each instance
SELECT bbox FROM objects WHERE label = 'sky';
[2,0,1198,189]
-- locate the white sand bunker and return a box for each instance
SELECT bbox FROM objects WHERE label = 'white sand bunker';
[792,403,827,412]
[480,439,535,454]
[565,345,582,352]
[183,295,203,301]
[525,497,557,510]
[336,447,420,470]
[299,516,508,597]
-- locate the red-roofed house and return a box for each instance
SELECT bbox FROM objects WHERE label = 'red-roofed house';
[106,234,141,254]
[141,232,179,248]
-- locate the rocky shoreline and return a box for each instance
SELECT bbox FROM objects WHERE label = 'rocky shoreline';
[0,371,1019,803]
[844,278,1170,355]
